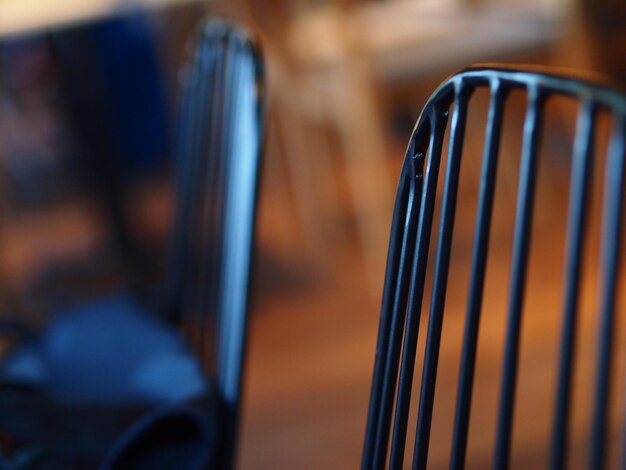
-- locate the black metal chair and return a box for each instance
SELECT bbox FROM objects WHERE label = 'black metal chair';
[362,65,626,469]
[0,20,264,469]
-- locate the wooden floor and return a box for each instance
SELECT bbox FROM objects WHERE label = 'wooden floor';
[238,91,626,469]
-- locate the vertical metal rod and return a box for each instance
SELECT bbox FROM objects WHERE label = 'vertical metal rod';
[182,37,217,346]
[216,37,264,470]
[191,36,226,355]
[363,171,415,469]
[199,35,232,365]
[412,81,471,470]
[450,79,507,469]
[550,100,596,470]
[494,86,544,469]
[167,54,199,321]
[387,107,450,469]
[589,114,625,470]
[372,180,421,469]
[215,36,250,388]
[370,167,423,469]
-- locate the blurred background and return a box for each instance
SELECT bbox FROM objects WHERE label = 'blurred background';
[0,0,625,468]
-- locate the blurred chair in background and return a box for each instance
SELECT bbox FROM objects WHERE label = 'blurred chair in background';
[281,3,393,297]
[212,0,394,295]
[0,19,265,469]
[242,0,562,298]
[49,13,171,288]
[363,65,625,468]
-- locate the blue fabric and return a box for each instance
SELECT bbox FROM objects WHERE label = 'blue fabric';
[1,295,207,405]
[100,400,214,470]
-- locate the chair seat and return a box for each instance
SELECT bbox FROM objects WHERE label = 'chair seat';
[1,294,207,405]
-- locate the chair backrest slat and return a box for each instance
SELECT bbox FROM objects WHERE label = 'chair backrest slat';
[551,99,596,469]
[451,80,507,469]
[363,170,418,470]
[590,114,626,470]
[494,85,545,469]
[412,81,471,469]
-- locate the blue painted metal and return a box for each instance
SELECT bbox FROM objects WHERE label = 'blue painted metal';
[165,19,266,469]
[362,65,626,470]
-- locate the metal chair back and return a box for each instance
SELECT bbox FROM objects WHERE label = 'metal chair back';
[167,20,265,468]
[362,65,626,469]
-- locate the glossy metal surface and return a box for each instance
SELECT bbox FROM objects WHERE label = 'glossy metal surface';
[167,20,265,468]
[362,65,626,470]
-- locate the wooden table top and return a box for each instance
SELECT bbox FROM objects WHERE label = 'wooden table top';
[0,0,201,39]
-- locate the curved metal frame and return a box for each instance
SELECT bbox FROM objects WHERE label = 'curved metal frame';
[362,65,626,469]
